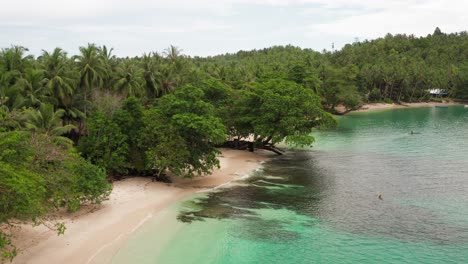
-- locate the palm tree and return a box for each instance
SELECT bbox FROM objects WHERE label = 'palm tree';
[163,45,182,64]
[159,63,177,97]
[0,46,34,108]
[114,60,143,97]
[13,68,48,108]
[39,48,76,108]
[0,46,33,77]
[0,68,8,108]
[99,45,117,90]
[163,46,192,90]
[141,52,162,99]
[24,103,75,147]
[0,105,22,131]
[74,44,107,115]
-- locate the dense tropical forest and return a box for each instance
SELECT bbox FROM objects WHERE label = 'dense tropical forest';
[1,28,468,260]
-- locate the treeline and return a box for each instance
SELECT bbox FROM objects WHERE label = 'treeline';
[1,28,467,259]
[0,45,334,259]
[332,28,468,102]
[196,27,468,110]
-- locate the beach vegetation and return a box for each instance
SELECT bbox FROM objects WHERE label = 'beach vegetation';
[1,28,468,259]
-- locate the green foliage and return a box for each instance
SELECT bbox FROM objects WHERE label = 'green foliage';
[39,48,76,108]
[0,132,47,222]
[12,68,47,108]
[383,98,394,104]
[114,60,144,97]
[0,131,111,259]
[2,31,468,260]
[142,85,226,177]
[234,79,336,147]
[112,97,146,172]
[368,88,381,102]
[288,64,307,84]
[24,103,75,147]
[319,64,362,109]
[453,64,468,99]
[28,134,111,212]
[333,30,468,102]
[336,88,362,109]
[89,90,124,117]
[196,78,236,131]
[79,112,129,174]
[0,108,22,132]
[0,232,17,262]
[70,162,112,205]
[0,132,46,259]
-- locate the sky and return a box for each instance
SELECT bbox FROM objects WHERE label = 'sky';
[1,0,467,57]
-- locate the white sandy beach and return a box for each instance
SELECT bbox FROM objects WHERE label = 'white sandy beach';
[355,101,462,112]
[10,149,271,264]
[334,101,463,114]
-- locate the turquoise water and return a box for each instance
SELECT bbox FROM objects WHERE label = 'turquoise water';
[114,106,468,264]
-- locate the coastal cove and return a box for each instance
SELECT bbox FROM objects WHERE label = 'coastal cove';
[2,28,468,262]
[113,105,468,264]
[10,149,272,264]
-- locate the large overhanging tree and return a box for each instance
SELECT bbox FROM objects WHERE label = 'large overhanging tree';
[230,78,336,153]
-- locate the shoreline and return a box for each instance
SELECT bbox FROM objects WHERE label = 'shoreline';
[336,101,464,114]
[11,148,272,264]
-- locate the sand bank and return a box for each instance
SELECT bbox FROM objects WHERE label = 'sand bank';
[10,149,271,264]
[334,101,462,114]
[355,101,462,112]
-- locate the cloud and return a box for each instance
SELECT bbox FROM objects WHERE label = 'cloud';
[1,0,467,56]
[307,0,468,39]
[64,21,231,34]
[0,0,111,20]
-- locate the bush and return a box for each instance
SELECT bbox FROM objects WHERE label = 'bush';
[78,112,129,175]
[337,89,362,109]
[0,130,112,259]
[0,132,46,260]
[72,162,112,205]
[383,98,394,104]
[30,135,112,212]
[0,132,47,222]
[368,88,381,102]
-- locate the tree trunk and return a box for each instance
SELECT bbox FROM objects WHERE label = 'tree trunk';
[248,142,254,152]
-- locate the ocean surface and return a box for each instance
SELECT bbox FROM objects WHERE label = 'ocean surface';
[113,105,468,264]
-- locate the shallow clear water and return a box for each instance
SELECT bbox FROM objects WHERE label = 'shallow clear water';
[113,106,468,264]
